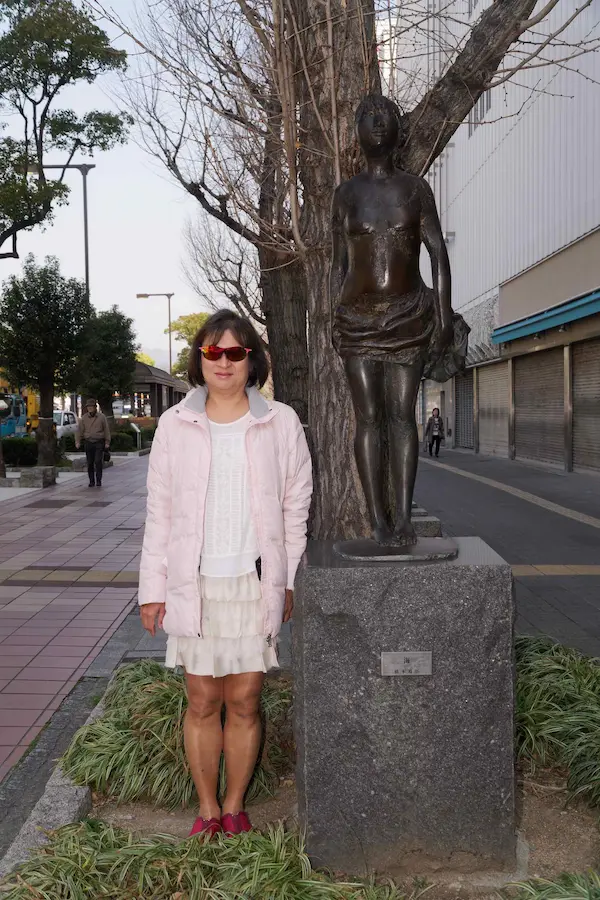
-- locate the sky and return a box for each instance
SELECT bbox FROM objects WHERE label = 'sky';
[0,0,209,373]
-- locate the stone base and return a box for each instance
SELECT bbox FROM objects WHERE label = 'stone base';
[1,467,57,488]
[413,515,442,537]
[333,536,457,562]
[293,537,516,877]
[19,466,57,488]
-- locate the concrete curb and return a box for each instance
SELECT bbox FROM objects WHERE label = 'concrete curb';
[0,702,105,878]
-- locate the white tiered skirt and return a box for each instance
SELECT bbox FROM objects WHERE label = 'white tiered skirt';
[165,570,279,678]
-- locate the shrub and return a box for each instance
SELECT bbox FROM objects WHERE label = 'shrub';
[516,636,600,806]
[1,436,38,467]
[62,433,77,452]
[511,872,600,900]
[114,420,134,434]
[0,819,412,900]
[109,431,134,451]
[141,425,155,446]
[62,660,293,810]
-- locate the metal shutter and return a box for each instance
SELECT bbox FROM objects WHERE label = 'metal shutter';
[455,370,474,449]
[478,362,509,457]
[515,349,564,465]
[573,338,600,470]
[424,381,442,421]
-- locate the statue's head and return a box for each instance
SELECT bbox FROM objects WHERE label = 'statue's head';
[355,94,405,157]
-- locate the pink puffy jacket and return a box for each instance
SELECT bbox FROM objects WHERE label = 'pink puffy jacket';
[139,385,312,640]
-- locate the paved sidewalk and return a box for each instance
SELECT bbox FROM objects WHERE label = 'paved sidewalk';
[0,461,145,781]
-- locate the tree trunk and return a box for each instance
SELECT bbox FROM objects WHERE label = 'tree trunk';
[255,95,309,424]
[259,250,308,424]
[291,0,380,539]
[37,377,56,467]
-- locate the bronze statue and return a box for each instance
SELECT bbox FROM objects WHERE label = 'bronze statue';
[330,95,468,548]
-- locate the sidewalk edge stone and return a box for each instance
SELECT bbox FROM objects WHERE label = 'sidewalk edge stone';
[0,701,106,878]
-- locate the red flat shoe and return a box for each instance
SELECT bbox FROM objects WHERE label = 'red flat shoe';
[221,811,252,837]
[189,816,222,839]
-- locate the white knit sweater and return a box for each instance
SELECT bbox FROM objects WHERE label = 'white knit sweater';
[199,413,260,578]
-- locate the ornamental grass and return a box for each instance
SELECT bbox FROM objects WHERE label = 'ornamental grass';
[515,636,600,805]
[10,638,599,900]
[0,819,418,900]
[509,872,600,900]
[61,659,293,809]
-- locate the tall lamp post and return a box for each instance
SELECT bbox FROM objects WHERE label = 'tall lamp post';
[136,293,175,374]
[28,162,96,415]
[27,163,95,300]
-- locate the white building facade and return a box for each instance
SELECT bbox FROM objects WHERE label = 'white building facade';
[411,1,600,469]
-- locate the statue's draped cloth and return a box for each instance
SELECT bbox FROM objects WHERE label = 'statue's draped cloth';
[333,282,470,381]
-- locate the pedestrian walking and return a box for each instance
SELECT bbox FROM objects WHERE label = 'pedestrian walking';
[75,398,110,487]
[425,407,445,457]
[138,309,312,841]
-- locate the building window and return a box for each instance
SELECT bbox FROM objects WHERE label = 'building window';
[468,90,491,136]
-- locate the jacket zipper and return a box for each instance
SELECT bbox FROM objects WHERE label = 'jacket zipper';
[245,420,271,640]
[191,418,211,638]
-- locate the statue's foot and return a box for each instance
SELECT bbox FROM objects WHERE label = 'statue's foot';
[373,524,395,546]
[390,521,418,547]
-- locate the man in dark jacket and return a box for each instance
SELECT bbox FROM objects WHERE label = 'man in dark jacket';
[75,398,110,487]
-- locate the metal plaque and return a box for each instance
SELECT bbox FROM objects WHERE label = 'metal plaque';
[381,651,432,676]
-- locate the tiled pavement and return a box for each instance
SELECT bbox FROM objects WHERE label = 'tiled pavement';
[0,462,146,781]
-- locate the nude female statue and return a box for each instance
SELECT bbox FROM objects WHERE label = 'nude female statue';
[330,95,466,547]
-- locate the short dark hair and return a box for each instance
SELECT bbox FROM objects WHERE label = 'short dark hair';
[187,309,270,389]
[355,94,408,146]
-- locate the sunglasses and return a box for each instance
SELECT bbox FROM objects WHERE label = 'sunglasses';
[200,345,252,362]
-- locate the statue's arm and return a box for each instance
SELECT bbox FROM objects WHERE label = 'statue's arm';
[419,179,452,338]
[329,186,346,349]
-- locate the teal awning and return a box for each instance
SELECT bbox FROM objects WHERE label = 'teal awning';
[492,288,600,345]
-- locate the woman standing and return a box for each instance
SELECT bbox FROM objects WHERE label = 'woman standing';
[425,408,445,458]
[139,310,312,839]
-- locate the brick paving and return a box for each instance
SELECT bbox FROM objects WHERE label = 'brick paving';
[0,461,146,781]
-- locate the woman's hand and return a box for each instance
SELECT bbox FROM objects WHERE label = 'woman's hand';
[140,603,166,636]
[283,589,294,623]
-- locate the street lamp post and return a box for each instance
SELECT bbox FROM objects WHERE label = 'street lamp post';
[28,163,95,301]
[28,163,96,416]
[136,293,175,374]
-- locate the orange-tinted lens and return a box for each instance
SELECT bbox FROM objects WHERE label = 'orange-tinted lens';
[201,346,223,361]
[223,346,248,362]
[201,346,249,362]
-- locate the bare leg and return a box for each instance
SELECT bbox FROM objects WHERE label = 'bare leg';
[222,672,264,814]
[184,673,224,820]
[344,356,391,543]
[384,362,424,545]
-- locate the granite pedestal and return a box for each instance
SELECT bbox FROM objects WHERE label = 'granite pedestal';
[293,537,516,876]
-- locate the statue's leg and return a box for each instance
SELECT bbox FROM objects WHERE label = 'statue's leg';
[344,356,391,543]
[384,361,424,546]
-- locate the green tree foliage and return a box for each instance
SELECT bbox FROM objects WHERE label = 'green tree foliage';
[166,312,210,376]
[0,254,91,464]
[79,306,137,425]
[136,351,156,367]
[0,0,132,257]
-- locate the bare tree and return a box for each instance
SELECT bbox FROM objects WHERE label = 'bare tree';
[89,0,309,422]
[184,218,265,331]
[90,0,598,536]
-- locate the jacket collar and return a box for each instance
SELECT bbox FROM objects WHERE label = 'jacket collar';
[182,385,272,420]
